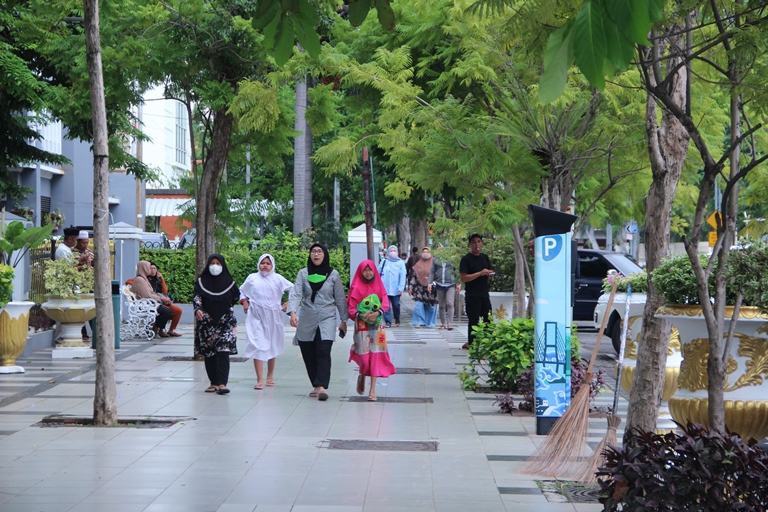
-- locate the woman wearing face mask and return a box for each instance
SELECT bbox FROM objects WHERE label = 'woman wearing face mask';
[348,260,395,401]
[408,247,438,328]
[194,254,241,395]
[239,254,293,390]
[287,243,349,401]
[378,245,407,328]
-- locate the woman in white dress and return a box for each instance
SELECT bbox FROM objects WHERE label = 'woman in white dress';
[240,254,293,390]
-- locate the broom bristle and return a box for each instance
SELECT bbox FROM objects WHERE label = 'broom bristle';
[574,414,621,484]
[519,383,593,478]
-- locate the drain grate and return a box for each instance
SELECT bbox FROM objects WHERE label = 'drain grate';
[395,367,430,374]
[327,439,438,451]
[346,396,433,403]
[159,356,248,362]
[538,480,601,503]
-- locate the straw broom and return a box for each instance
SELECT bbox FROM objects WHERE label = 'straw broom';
[520,277,619,479]
[575,284,633,484]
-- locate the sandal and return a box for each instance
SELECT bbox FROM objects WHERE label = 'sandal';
[204,386,218,393]
[447,325,454,331]
[367,396,377,402]
[439,325,446,330]
[254,383,264,390]
[216,387,230,395]
[309,390,319,397]
[266,380,275,387]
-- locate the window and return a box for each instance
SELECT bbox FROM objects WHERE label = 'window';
[175,102,187,165]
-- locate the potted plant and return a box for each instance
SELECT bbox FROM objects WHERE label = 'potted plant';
[40,257,96,354]
[0,219,55,373]
[653,248,768,441]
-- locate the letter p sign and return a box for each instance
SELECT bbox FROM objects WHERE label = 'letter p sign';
[541,236,562,261]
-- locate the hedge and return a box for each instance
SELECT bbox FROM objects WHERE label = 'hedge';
[138,248,350,303]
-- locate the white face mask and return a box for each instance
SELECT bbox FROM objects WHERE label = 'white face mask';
[390,251,398,258]
[421,253,430,260]
[209,264,223,276]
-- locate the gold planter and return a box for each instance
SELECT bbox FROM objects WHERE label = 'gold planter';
[668,398,768,441]
[657,305,768,441]
[0,301,34,373]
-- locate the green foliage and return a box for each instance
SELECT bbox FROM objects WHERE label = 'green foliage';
[652,254,713,305]
[461,318,536,391]
[538,0,663,103]
[726,242,768,311]
[0,221,55,268]
[484,237,522,293]
[602,270,648,294]
[460,318,582,391]
[0,264,14,308]
[141,243,350,303]
[43,258,94,299]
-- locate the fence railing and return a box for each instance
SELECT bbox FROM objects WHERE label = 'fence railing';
[29,240,115,305]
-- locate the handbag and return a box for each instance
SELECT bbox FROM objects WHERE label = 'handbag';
[376,326,387,346]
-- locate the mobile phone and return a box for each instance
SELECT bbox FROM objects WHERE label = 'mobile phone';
[338,328,346,339]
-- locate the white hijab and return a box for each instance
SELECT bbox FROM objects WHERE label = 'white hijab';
[241,254,292,309]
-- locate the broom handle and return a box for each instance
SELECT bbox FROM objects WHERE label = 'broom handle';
[613,285,632,414]
[586,275,619,374]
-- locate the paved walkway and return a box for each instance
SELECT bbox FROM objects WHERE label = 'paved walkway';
[0,299,624,512]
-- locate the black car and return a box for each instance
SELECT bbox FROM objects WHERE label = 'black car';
[573,249,642,322]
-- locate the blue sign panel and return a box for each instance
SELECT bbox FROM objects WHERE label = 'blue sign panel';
[534,233,573,429]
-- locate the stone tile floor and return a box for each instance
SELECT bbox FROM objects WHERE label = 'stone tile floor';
[0,299,631,512]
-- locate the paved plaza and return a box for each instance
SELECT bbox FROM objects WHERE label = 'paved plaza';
[0,299,628,512]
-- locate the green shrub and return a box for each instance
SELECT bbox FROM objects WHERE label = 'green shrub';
[140,246,350,303]
[0,264,14,307]
[602,270,649,294]
[652,253,714,305]
[460,319,581,392]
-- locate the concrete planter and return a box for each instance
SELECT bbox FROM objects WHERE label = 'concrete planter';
[0,301,35,373]
[657,305,768,441]
[41,295,96,359]
[488,291,527,320]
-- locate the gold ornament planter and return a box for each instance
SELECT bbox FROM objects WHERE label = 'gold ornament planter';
[657,305,768,441]
[618,315,682,431]
[0,301,34,373]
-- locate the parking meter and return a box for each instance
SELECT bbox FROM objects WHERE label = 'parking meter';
[528,204,577,435]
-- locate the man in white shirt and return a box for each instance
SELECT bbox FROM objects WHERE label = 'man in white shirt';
[54,228,79,261]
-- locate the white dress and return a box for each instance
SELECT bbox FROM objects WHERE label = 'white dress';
[240,268,293,361]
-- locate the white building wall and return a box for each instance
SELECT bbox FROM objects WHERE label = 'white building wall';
[141,86,190,188]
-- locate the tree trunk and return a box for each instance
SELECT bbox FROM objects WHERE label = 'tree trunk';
[84,0,117,426]
[625,36,690,438]
[195,108,234,274]
[293,80,312,235]
[511,224,528,318]
[409,218,427,250]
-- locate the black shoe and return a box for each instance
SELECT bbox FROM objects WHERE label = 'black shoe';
[216,387,230,395]
[461,342,469,350]
[318,392,329,401]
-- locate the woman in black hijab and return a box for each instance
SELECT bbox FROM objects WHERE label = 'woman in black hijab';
[286,243,349,401]
[194,254,241,395]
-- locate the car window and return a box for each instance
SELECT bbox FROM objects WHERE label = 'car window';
[579,253,612,279]
[602,253,642,275]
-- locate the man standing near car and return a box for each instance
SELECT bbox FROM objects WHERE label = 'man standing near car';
[460,234,494,350]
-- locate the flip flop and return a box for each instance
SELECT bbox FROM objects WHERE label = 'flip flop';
[318,392,329,401]
[204,386,217,393]
[266,380,275,387]
[309,390,319,397]
[367,396,377,402]
[216,387,230,395]
[254,384,264,390]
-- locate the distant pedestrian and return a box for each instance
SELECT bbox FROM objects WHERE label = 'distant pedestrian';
[409,247,438,327]
[405,246,419,283]
[348,260,395,401]
[194,254,241,395]
[378,245,406,327]
[240,254,293,390]
[131,261,174,339]
[460,234,494,350]
[287,243,349,401]
[429,255,460,330]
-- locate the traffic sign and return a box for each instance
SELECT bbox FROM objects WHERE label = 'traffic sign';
[707,211,722,230]
[708,231,718,247]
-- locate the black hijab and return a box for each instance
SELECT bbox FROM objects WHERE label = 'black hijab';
[194,253,240,323]
[306,243,332,303]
